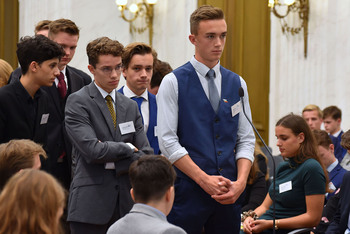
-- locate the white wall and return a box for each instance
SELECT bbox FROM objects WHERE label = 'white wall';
[269,0,350,154]
[18,0,196,88]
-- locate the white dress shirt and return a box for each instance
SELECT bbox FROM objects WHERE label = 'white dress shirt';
[123,85,149,133]
[156,56,255,164]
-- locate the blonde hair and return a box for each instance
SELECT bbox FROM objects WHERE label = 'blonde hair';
[0,59,13,87]
[0,169,66,234]
[302,104,323,118]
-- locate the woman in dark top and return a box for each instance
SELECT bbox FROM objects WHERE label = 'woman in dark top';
[242,114,328,234]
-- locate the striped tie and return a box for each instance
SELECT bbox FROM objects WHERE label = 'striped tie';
[105,95,116,128]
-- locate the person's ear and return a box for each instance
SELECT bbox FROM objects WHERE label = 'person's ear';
[130,188,135,202]
[29,61,38,72]
[189,34,196,45]
[87,64,95,75]
[298,132,305,144]
[165,186,174,202]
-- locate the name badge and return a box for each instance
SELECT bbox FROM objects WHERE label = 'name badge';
[119,121,136,135]
[105,162,115,169]
[40,113,49,125]
[279,181,292,193]
[154,126,158,137]
[231,101,242,117]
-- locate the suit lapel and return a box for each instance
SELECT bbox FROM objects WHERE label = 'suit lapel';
[44,84,63,118]
[88,84,116,139]
[115,92,126,142]
[66,66,82,94]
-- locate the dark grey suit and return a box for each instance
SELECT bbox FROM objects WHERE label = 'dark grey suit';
[65,82,153,233]
[107,203,187,234]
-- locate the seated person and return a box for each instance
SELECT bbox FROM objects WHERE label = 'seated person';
[340,129,350,171]
[313,130,347,200]
[0,169,66,234]
[107,155,186,234]
[0,139,47,190]
[325,171,350,233]
[242,142,269,212]
[323,106,346,161]
[242,114,327,234]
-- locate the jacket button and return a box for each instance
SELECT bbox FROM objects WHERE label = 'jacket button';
[218,151,222,156]
[216,134,220,139]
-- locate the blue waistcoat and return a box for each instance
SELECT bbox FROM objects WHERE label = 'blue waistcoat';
[173,62,241,181]
[118,87,159,154]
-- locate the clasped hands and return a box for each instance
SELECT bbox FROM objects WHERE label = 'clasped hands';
[198,175,245,205]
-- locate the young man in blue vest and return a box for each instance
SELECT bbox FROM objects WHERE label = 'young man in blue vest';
[118,43,160,154]
[157,5,255,234]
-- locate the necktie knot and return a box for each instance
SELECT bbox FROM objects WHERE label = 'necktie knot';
[58,72,65,81]
[207,69,216,79]
[105,95,113,102]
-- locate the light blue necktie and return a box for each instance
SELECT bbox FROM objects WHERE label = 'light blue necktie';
[207,69,220,113]
[131,96,144,123]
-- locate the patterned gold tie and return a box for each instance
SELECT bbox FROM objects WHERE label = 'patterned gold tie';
[105,95,116,128]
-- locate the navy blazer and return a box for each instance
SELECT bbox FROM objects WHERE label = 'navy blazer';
[118,87,160,154]
[327,163,347,200]
[326,171,350,233]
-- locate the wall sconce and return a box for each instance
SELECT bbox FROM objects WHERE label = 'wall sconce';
[268,0,309,58]
[116,0,157,46]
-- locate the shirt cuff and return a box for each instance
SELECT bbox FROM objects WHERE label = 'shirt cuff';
[167,147,188,164]
[126,143,136,151]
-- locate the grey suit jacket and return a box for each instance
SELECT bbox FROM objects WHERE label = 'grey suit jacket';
[107,203,187,234]
[65,82,153,225]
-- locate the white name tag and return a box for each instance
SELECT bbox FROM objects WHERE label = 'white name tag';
[231,101,242,117]
[119,121,136,135]
[105,162,115,169]
[154,126,158,137]
[279,181,292,193]
[40,113,49,125]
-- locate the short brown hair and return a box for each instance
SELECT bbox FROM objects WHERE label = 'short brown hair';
[150,59,172,88]
[0,139,47,190]
[48,18,79,39]
[302,104,323,118]
[190,5,224,35]
[34,20,52,34]
[86,37,124,68]
[129,155,176,203]
[313,129,333,148]
[122,42,157,69]
[341,130,350,150]
[323,105,342,120]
